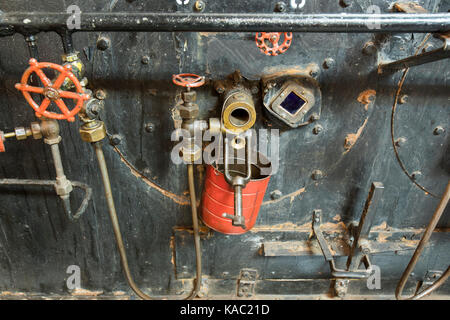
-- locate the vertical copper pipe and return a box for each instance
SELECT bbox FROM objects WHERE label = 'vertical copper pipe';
[93,142,152,300]
[186,164,202,300]
[93,142,202,299]
[396,181,450,300]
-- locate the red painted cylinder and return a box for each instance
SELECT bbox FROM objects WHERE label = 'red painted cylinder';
[201,154,272,235]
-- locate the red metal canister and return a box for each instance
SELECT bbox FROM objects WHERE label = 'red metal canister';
[201,155,272,235]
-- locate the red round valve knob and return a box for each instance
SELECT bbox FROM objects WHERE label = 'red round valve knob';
[172,73,205,88]
[15,58,90,122]
[255,32,293,56]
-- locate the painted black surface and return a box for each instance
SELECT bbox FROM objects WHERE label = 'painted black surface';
[0,0,449,297]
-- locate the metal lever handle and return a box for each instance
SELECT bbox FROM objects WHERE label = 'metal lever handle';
[312,210,373,279]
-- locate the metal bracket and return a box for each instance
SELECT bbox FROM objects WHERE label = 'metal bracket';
[346,182,384,271]
[237,268,258,298]
[379,33,450,73]
[312,210,373,279]
[423,270,444,287]
[378,4,449,73]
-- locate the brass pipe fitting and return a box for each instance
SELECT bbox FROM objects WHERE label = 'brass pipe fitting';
[40,118,62,145]
[221,89,256,134]
[1,122,43,141]
[40,119,73,198]
[79,120,107,143]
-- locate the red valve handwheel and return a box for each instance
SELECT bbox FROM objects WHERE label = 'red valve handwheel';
[0,132,5,153]
[255,32,293,56]
[15,58,90,122]
[172,73,205,88]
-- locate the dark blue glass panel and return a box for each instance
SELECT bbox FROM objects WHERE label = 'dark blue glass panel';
[280,92,306,115]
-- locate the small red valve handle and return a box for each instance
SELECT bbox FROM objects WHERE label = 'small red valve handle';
[255,32,293,56]
[0,131,5,152]
[172,73,206,88]
[15,58,90,122]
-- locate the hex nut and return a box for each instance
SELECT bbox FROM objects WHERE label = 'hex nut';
[79,121,107,143]
[182,91,197,103]
[30,122,43,140]
[54,177,73,197]
[179,103,199,119]
[110,134,122,146]
[182,144,202,163]
[14,127,27,140]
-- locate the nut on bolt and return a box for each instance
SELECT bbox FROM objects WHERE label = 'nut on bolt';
[362,41,377,55]
[145,123,155,133]
[323,58,335,69]
[270,190,283,200]
[94,89,107,100]
[312,170,323,180]
[141,55,150,65]
[275,2,287,12]
[313,125,323,135]
[110,134,122,146]
[96,37,111,51]
[433,126,445,136]
[194,0,205,12]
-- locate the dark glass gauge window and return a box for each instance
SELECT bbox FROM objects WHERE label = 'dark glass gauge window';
[280,92,306,115]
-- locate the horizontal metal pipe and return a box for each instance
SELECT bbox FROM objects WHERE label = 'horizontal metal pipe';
[0,12,449,34]
[0,178,92,221]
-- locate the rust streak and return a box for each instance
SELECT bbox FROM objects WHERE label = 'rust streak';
[262,187,306,206]
[344,118,369,154]
[114,146,190,206]
[357,89,376,111]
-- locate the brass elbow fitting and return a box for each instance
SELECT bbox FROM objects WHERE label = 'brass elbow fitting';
[40,118,62,145]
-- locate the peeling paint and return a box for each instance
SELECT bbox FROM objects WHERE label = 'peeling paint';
[71,288,103,296]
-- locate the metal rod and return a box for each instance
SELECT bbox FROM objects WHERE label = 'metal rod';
[379,38,450,72]
[50,143,65,179]
[1,12,449,34]
[0,178,92,221]
[395,181,450,300]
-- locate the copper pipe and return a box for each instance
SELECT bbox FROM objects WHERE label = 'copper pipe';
[186,163,202,300]
[395,181,450,300]
[93,142,201,299]
[93,141,152,300]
